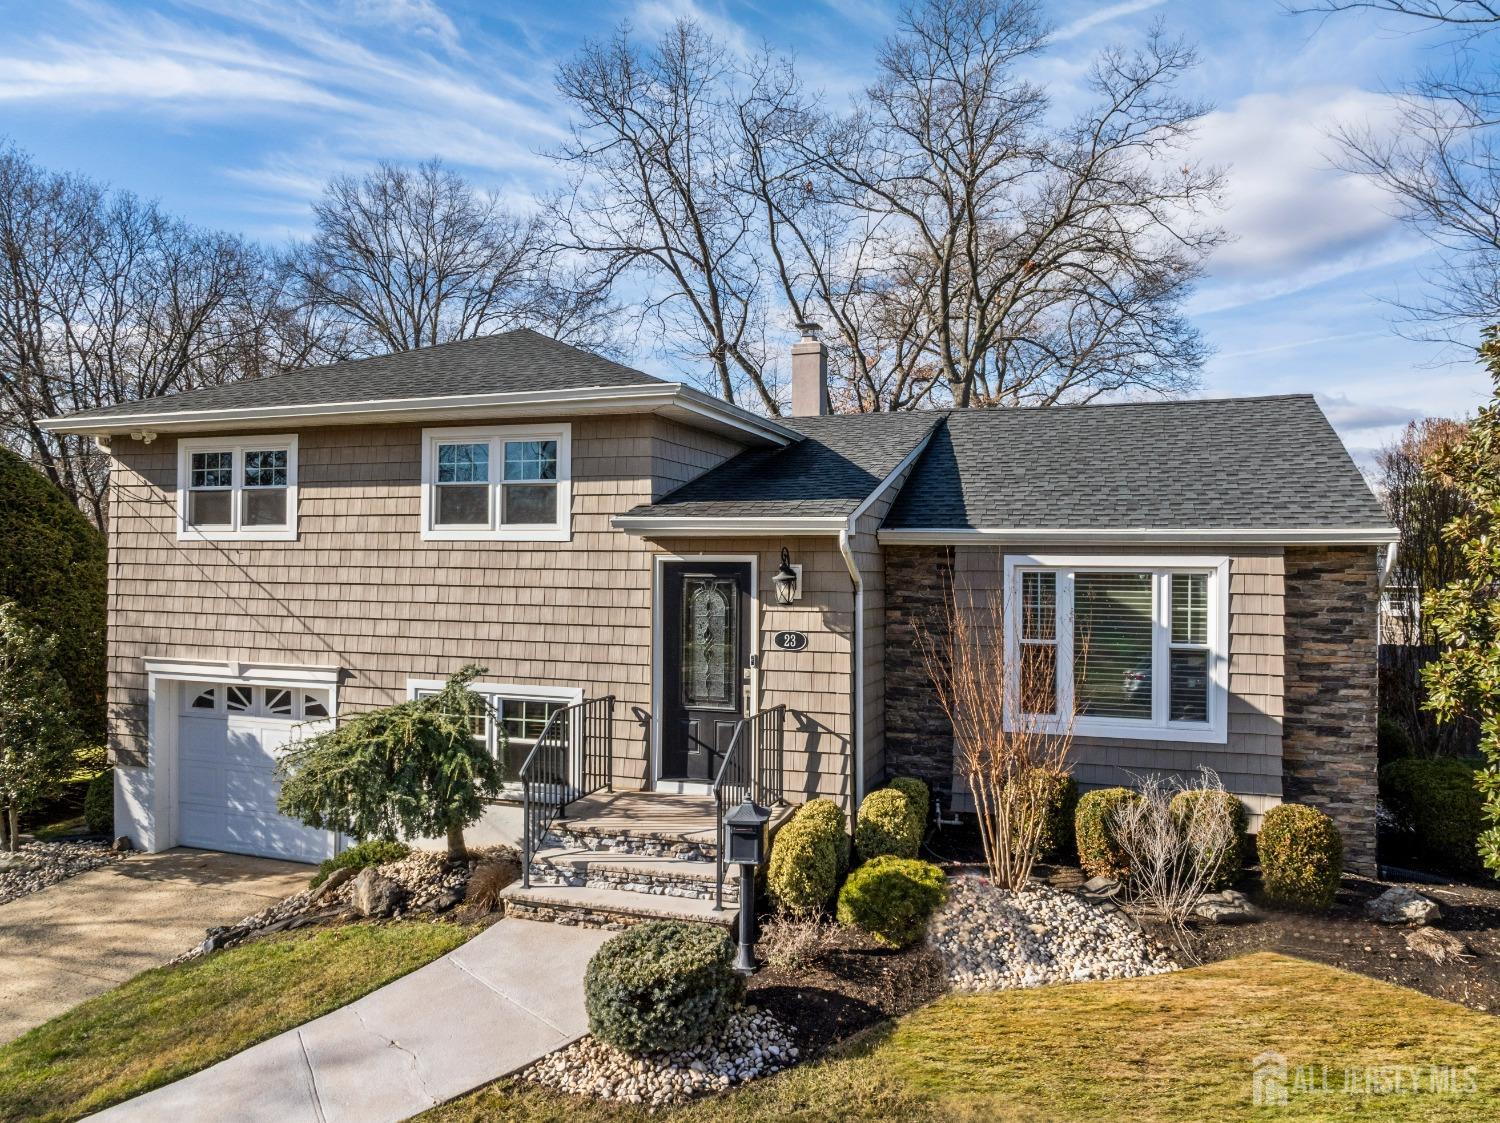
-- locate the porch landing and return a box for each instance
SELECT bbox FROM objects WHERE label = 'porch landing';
[557,791,721,847]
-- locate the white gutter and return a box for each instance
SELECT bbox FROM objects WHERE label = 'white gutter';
[40,382,799,447]
[877,526,1399,547]
[612,514,850,536]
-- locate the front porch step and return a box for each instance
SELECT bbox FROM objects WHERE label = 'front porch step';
[529,845,736,903]
[499,881,736,929]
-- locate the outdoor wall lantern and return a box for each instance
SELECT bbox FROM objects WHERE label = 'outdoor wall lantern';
[724,796,771,974]
[772,546,800,605]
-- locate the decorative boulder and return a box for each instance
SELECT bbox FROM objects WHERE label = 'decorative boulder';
[1364,885,1441,926]
[351,867,401,918]
[1193,889,1259,925]
[311,865,357,902]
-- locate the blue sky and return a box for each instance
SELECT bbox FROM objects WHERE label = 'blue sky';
[3,0,1496,463]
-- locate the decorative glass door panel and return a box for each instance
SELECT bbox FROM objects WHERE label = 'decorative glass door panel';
[682,576,737,710]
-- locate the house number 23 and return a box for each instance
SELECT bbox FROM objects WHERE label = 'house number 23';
[773,630,808,652]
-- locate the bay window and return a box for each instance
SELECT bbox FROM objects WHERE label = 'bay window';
[177,436,297,541]
[1005,556,1228,743]
[421,424,571,541]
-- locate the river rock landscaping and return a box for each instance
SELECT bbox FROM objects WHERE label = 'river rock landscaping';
[522,1006,797,1107]
[929,875,1176,991]
[0,839,123,905]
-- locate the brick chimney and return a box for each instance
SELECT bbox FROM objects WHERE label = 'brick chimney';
[791,321,829,417]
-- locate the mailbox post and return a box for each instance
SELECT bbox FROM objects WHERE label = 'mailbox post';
[724,797,771,975]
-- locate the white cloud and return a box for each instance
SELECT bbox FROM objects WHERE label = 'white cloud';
[1052,0,1166,43]
[1317,392,1422,431]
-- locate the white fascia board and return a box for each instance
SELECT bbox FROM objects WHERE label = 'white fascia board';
[143,656,340,687]
[845,428,937,535]
[41,383,797,447]
[876,526,1400,547]
[612,514,847,536]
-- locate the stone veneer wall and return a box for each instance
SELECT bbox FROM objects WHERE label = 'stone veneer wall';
[883,545,958,802]
[1282,546,1381,875]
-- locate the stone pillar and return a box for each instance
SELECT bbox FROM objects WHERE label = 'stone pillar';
[882,545,956,802]
[1282,546,1381,875]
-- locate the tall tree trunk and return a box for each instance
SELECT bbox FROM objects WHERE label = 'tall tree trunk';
[445,822,467,865]
[0,804,10,852]
[5,805,18,853]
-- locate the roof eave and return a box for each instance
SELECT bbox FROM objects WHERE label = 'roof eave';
[41,383,798,447]
[612,514,850,537]
[876,526,1399,547]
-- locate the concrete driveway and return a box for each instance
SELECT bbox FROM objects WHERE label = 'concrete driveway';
[0,848,311,1044]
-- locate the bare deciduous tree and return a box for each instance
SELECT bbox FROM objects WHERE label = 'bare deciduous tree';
[918,572,1075,890]
[293,159,616,358]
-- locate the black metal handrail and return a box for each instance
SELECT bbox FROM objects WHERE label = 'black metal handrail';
[520,695,615,888]
[713,704,786,909]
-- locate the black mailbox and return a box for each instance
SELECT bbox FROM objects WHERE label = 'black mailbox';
[725,797,770,866]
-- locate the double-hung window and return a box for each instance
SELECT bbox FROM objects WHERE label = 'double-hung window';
[177,436,298,540]
[409,681,580,788]
[421,424,571,541]
[1004,556,1228,744]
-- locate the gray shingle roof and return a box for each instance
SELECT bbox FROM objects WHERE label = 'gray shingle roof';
[56,329,665,423]
[625,411,944,519]
[882,395,1389,531]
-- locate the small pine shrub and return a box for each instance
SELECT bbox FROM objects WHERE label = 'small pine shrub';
[584,921,743,1054]
[767,802,842,914]
[793,797,851,876]
[836,856,947,948]
[886,776,930,835]
[855,788,921,861]
[83,769,113,835]
[1170,788,1249,890]
[1029,769,1079,861]
[1258,803,1343,910]
[1380,757,1486,875]
[310,839,411,888]
[1074,787,1140,880]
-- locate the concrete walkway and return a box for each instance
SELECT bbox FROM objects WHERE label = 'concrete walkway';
[0,848,311,1043]
[88,918,613,1123]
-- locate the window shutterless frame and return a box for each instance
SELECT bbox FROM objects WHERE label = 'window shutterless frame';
[176,435,298,542]
[419,424,572,542]
[1001,554,1230,745]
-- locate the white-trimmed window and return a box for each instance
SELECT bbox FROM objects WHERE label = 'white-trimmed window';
[420,424,571,541]
[177,436,298,541]
[409,680,581,786]
[1003,555,1229,744]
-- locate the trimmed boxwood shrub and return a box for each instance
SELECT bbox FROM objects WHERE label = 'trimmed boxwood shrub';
[794,797,851,876]
[1258,803,1343,910]
[84,769,113,835]
[836,856,947,947]
[310,839,411,889]
[1075,787,1140,880]
[1380,757,1486,875]
[1377,714,1415,765]
[1170,788,1249,890]
[1030,769,1079,861]
[855,787,922,861]
[768,801,844,913]
[887,776,930,835]
[584,920,743,1054]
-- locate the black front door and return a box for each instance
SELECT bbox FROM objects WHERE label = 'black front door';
[660,562,751,783]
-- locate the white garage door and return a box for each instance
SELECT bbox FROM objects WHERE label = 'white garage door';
[176,682,337,864]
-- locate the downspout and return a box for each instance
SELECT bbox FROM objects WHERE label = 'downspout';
[837,528,862,827]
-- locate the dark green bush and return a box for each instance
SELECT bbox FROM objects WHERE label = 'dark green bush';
[84,769,113,835]
[310,839,411,888]
[0,448,106,742]
[855,787,922,861]
[836,856,947,948]
[886,776,930,835]
[1258,803,1343,910]
[767,800,844,913]
[1169,789,1249,890]
[1380,757,1486,875]
[1377,715,1416,764]
[794,797,851,876]
[584,921,743,1053]
[1074,787,1140,880]
[1030,769,1079,861]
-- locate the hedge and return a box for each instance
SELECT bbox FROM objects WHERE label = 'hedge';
[584,921,743,1053]
[855,788,922,861]
[1258,803,1343,910]
[1169,788,1248,890]
[1029,769,1079,861]
[310,839,411,889]
[887,776,930,836]
[794,797,851,876]
[1074,787,1140,880]
[767,800,844,914]
[836,856,947,948]
[1380,757,1486,875]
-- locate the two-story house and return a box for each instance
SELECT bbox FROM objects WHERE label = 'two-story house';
[43,327,1395,920]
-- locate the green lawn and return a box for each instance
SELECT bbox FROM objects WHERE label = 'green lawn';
[0,920,479,1123]
[424,952,1500,1123]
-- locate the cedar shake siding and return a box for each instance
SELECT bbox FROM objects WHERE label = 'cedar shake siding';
[1282,546,1381,875]
[105,415,745,786]
[884,544,1288,825]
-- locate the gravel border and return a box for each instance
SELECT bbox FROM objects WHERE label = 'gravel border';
[0,839,123,906]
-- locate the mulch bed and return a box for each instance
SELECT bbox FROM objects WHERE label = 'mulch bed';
[746,926,948,1058]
